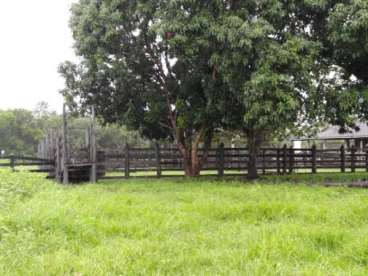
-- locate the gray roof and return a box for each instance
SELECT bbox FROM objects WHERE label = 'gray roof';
[294,122,368,141]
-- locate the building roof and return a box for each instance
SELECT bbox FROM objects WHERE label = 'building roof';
[293,122,368,141]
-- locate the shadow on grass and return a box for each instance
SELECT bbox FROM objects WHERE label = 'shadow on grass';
[82,171,368,190]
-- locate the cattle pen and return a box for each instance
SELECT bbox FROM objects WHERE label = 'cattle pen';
[1,105,368,184]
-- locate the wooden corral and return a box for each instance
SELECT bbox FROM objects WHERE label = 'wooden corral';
[3,138,368,182]
[6,105,368,183]
[35,104,368,183]
[36,105,105,184]
[98,143,368,180]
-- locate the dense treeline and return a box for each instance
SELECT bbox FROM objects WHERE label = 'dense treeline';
[0,109,44,155]
[0,103,149,156]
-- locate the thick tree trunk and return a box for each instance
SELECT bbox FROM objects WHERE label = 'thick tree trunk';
[176,127,213,177]
[150,39,215,177]
[179,146,202,177]
[247,131,263,180]
[182,151,201,177]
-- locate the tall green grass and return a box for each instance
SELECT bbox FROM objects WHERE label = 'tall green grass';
[1,169,368,275]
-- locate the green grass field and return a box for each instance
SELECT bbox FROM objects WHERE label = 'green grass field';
[1,169,368,275]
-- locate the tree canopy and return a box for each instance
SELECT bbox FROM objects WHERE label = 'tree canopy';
[321,0,368,127]
[0,109,43,155]
[154,1,323,177]
[60,0,368,178]
[60,0,244,176]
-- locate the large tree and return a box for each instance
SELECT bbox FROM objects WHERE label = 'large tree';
[273,1,368,133]
[61,0,368,178]
[154,1,324,178]
[327,0,368,85]
[322,0,368,127]
[60,0,242,176]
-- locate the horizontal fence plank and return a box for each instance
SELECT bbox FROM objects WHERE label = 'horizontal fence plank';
[13,163,54,167]
[98,145,368,179]
[29,169,55,173]
[5,145,368,180]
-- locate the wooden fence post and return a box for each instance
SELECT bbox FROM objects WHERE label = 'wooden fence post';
[47,131,55,178]
[55,135,62,183]
[340,145,346,173]
[62,104,69,185]
[125,143,130,178]
[289,146,294,173]
[351,145,356,173]
[10,155,15,172]
[276,148,281,174]
[85,126,91,151]
[217,143,225,177]
[262,149,266,174]
[282,144,287,174]
[366,147,368,172]
[311,144,317,174]
[90,106,97,183]
[155,142,162,178]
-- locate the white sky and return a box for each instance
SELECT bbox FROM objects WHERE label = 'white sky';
[0,1,76,113]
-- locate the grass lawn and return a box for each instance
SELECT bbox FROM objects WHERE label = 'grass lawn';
[1,170,368,275]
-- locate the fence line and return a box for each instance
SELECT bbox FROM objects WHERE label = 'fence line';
[0,155,55,173]
[97,144,367,179]
[2,143,367,182]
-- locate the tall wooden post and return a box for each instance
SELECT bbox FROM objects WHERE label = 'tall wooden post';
[55,135,62,183]
[10,155,15,172]
[340,145,346,173]
[262,149,266,174]
[217,143,225,177]
[289,146,294,174]
[276,148,281,174]
[365,147,368,172]
[62,104,69,185]
[125,143,130,178]
[47,131,54,177]
[90,106,97,183]
[85,126,91,150]
[351,145,356,173]
[311,144,317,174]
[155,142,162,178]
[45,134,50,168]
[282,144,287,174]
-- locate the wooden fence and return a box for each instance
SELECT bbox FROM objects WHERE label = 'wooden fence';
[16,104,365,183]
[98,144,367,179]
[2,143,367,181]
[0,155,55,174]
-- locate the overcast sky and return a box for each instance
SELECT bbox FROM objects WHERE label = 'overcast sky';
[0,1,76,113]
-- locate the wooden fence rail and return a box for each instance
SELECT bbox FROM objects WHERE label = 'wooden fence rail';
[2,143,368,182]
[97,144,368,180]
[0,155,55,173]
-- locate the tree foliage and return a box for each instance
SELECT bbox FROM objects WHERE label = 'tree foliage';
[149,0,325,178]
[60,0,368,178]
[0,109,43,155]
[60,0,243,176]
[322,0,368,127]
